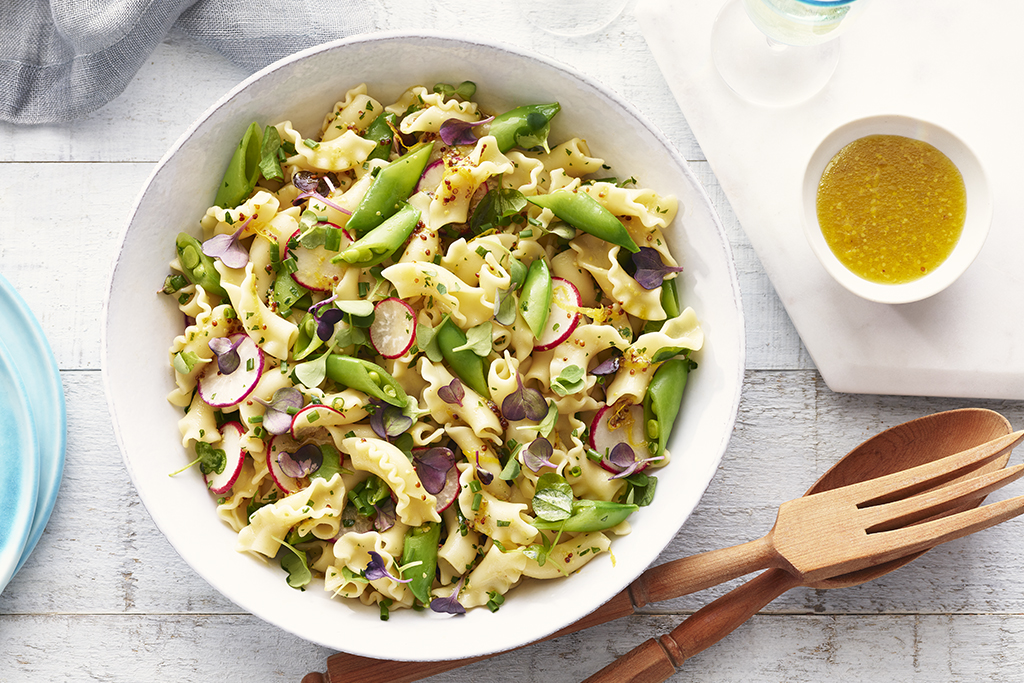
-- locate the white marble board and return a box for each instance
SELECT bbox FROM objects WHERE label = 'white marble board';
[637,0,1024,399]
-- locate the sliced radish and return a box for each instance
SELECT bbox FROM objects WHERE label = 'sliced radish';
[589,403,654,473]
[415,158,446,195]
[412,446,459,513]
[267,433,301,494]
[285,225,352,292]
[206,422,246,494]
[535,277,581,351]
[197,333,264,408]
[433,466,459,513]
[290,403,352,441]
[369,297,417,359]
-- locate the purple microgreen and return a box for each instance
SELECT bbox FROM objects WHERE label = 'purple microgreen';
[414,447,457,495]
[363,550,411,583]
[278,443,323,479]
[316,308,345,341]
[475,454,494,485]
[430,576,466,615]
[605,442,666,480]
[590,356,621,376]
[293,171,351,215]
[437,378,465,407]
[439,116,494,146]
[373,497,397,532]
[501,375,548,422]
[208,335,244,375]
[370,402,413,441]
[309,294,342,341]
[523,437,557,473]
[255,387,304,435]
[202,216,253,269]
[632,247,685,290]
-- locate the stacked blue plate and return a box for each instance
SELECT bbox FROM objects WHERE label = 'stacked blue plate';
[0,274,66,594]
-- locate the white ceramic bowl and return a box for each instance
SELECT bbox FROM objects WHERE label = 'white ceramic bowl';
[802,115,991,304]
[102,32,744,661]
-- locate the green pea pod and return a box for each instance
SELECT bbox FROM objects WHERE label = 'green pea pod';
[436,320,490,399]
[401,522,441,605]
[346,142,434,237]
[642,277,682,334]
[527,190,639,253]
[643,358,691,458]
[214,121,263,209]
[291,312,323,361]
[531,499,638,532]
[332,202,421,268]
[175,232,228,298]
[324,355,409,408]
[487,103,560,153]
[363,111,398,162]
[519,258,552,339]
[271,269,307,318]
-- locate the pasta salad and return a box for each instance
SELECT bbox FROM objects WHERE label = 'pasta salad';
[161,81,702,617]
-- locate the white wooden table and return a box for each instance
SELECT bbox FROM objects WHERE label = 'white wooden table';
[3,3,1023,681]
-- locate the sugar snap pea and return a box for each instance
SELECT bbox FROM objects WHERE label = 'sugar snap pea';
[324,355,409,408]
[332,202,420,268]
[401,522,441,605]
[346,142,434,237]
[527,189,639,253]
[363,111,398,162]
[519,258,552,339]
[214,121,262,209]
[487,103,560,153]
[436,320,490,399]
[643,358,691,458]
[175,232,228,298]
[531,499,638,532]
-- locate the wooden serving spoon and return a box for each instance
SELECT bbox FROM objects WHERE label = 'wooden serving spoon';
[302,408,1014,683]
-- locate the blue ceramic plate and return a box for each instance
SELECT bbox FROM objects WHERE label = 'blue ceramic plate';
[0,335,38,594]
[0,274,66,577]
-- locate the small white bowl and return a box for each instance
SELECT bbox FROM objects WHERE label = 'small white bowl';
[802,115,991,304]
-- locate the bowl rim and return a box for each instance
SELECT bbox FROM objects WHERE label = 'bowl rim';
[101,29,746,660]
[801,114,992,304]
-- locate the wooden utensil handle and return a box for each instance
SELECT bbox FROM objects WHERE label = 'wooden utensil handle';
[581,569,800,683]
[628,535,777,607]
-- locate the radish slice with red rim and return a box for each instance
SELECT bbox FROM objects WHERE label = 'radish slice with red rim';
[197,333,264,408]
[413,446,459,513]
[290,403,354,441]
[589,403,655,473]
[285,225,352,292]
[415,158,446,195]
[369,297,417,359]
[267,433,302,493]
[535,277,581,352]
[205,422,246,494]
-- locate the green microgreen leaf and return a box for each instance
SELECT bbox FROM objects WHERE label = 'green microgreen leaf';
[451,322,493,357]
[259,125,284,182]
[550,364,586,396]
[532,473,573,522]
[278,538,312,589]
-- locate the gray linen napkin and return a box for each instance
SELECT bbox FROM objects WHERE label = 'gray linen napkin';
[0,0,376,125]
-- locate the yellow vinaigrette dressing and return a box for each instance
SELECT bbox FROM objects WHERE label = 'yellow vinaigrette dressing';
[816,134,967,284]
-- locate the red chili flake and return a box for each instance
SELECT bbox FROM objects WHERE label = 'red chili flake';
[564,553,574,564]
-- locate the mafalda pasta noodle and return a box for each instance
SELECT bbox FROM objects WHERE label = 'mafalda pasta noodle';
[161,81,703,617]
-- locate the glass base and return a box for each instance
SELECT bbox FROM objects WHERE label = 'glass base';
[711,0,840,107]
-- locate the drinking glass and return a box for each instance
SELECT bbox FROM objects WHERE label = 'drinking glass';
[521,0,630,37]
[711,0,869,106]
